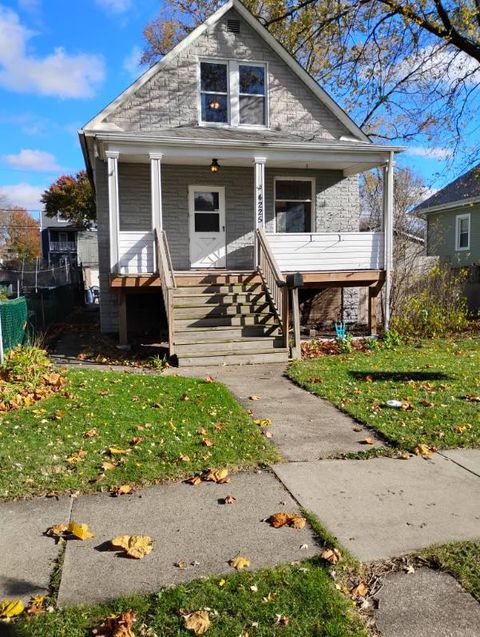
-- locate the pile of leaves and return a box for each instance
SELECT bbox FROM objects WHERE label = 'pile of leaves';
[0,345,67,411]
[301,337,370,359]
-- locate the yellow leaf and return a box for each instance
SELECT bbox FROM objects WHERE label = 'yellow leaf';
[204,468,229,484]
[83,428,98,438]
[414,444,432,458]
[186,475,202,486]
[102,461,117,471]
[0,599,25,618]
[67,521,95,541]
[229,555,250,570]
[289,514,306,529]
[45,523,68,538]
[110,484,134,496]
[351,582,369,597]
[254,418,272,427]
[111,535,153,559]
[184,610,211,635]
[249,395,261,401]
[109,447,131,455]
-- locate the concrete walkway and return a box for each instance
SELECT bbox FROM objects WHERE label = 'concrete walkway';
[1,362,479,635]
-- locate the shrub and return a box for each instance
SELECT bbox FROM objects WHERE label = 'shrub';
[392,265,469,338]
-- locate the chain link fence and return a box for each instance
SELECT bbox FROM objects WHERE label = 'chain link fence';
[0,297,28,355]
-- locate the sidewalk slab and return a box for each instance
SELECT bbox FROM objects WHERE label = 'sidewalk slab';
[273,454,480,561]
[375,569,480,636]
[57,471,320,606]
[0,497,72,603]
[441,449,480,478]
[167,364,383,460]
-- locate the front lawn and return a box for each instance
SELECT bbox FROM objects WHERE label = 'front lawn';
[0,369,279,499]
[16,560,366,637]
[288,337,480,451]
[422,540,480,602]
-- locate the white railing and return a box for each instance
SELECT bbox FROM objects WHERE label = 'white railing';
[50,241,76,252]
[155,229,176,355]
[118,231,155,274]
[265,231,384,271]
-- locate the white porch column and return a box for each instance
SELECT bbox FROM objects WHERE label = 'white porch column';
[254,157,266,267]
[106,151,120,273]
[383,151,395,331]
[150,152,164,232]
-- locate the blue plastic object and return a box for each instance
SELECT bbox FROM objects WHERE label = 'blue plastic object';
[335,322,346,340]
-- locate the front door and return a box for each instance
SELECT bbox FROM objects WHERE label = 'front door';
[189,186,226,268]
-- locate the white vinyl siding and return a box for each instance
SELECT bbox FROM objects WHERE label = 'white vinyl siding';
[118,231,155,274]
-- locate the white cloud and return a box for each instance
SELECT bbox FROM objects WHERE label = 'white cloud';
[407,146,453,160]
[0,182,45,211]
[96,0,133,14]
[123,45,142,78]
[2,149,61,172]
[397,44,480,86]
[0,5,105,98]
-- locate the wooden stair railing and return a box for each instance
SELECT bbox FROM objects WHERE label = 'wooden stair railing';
[256,228,289,348]
[155,229,176,355]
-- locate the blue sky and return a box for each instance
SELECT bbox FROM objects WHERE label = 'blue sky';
[0,0,473,219]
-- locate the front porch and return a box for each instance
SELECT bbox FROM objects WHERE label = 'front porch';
[94,134,395,362]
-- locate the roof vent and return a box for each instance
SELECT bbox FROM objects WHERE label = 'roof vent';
[227,19,241,34]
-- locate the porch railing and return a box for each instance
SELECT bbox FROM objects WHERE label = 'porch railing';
[154,229,176,356]
[50,241,76,252]
[256,228,288,347]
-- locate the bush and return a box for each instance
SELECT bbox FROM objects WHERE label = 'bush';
[392,265,469,338]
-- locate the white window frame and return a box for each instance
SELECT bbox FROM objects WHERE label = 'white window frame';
[198,58,269,129]
[273,177,316,234]
[455,213,470,251]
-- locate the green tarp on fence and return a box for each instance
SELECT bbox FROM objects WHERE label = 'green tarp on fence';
[0,297,27,352]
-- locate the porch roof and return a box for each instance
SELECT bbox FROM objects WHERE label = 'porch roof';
[81,128,404,177]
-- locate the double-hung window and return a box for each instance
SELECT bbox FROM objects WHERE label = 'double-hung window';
[275,179,314,233]
[456,213,470,251]
[200,60,267,127]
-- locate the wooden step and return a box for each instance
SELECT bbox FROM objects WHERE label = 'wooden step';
[175,272,261,286]
[175,314,277,329]
[175,337,285,355]
[173,304,271,319]
[173,293,267,306]
[175,284,263,295]
[174,325,280,343]
[177,349,289,367]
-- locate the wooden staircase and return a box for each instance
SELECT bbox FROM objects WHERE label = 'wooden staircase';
[172,272,289,367]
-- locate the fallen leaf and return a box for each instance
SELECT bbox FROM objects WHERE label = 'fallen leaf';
[130,437,144,446]
[214,423,225,431]
[68,521,95,541]
[84,428,98,438]
[414,444,433,458]
[175,560,188,570]
[108,447,131,455]
[202,439,214,448]
[321,548,342,564]
[45,523,68,538]
[419,400,434,407]
[92,610,136,637]
[463,395,480,403]
[198,427,208,436]
[204,376,215,383]
[182,393,190,401]
[102,461,117,471]
[110,484,134,497]
[223,495,236,505]
[229,555,250,570]
[0,599,25,618]
[263,431,273,439]
[306,377,322,383]
[275,615,289,626]
[267,513,306,529]
[454,425,468,434]
[204,468,229,484]
[97,389,111,396]
[183,610,211,635]
[360,438,375,445]
[179,454,191,463]
[111,535,153,559]
[186,475,202,486]
[351,582,369,597]
[249,395,261,401]
[254,418,271,427]
[66,449,87,464]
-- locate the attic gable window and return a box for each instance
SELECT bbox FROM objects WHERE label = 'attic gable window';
[199,59,268,128]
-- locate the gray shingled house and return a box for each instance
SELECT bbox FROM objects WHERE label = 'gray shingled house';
[79,0,400,366]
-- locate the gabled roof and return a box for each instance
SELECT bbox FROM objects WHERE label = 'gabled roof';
[416,164,480,213]
[82,0,370,143]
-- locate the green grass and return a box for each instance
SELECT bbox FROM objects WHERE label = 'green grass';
[0,369,280,499]
[17,560,366,637]
[421,540,480,602]
[287,337,480,451]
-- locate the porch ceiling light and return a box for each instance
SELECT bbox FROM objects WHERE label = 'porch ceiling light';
[210,158,220,173]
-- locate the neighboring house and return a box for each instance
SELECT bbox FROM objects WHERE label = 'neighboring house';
[41,211,99,290]
[79,0,401,365]
[416,164,480,310]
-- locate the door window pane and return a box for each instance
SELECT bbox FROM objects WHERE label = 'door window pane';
[195,213,220,232]
[275,180,313,233]
[194,191,219,212]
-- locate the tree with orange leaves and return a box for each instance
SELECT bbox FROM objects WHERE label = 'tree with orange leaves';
[5,208,40,261]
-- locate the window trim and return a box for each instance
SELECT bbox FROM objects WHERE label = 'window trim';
[455,213,471,251]
[198,57,269,129]
[273,176,316,234]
